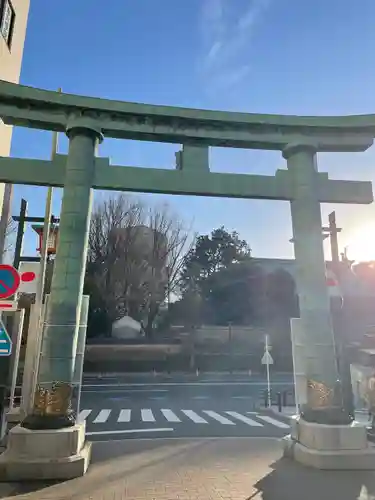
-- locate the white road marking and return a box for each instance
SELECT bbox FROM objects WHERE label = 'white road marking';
[256,415,290,429]
[141,409,156,422]
[161,409,181,422]
[91,436,279,442]
[82,382,291,388]
[93,409,111,424]
[192,396,209,399]
[231,396,250,399]
[203,410,236,425]
[181,410,208,423]
[82,388,169,393]
[118,409,131,422]
[77,409,92,422]
[87,427,174,436]
[225,411,263,427]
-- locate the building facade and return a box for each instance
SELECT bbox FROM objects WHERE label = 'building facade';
[0,0,30,256]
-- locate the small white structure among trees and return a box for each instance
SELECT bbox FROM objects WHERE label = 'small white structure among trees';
[86,194,192,338]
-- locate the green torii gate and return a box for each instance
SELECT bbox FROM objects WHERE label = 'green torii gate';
[0,80,374,477]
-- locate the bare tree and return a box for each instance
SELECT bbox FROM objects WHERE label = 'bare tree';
[135,203,193,338]
[87,194,146,329]
[87,196,193,337]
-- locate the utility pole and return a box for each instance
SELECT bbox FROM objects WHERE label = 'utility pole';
[0,184,14,263]
[322,212,354,417]
[13,199,28,270]
[322,211,341,274]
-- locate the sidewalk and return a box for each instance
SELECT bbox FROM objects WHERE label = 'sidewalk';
[1,437,375,499]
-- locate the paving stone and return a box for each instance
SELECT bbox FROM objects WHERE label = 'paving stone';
[1,437,375,499]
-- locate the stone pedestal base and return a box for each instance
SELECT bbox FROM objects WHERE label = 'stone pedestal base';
[282,415,375,470]
[0,422,91,480]
[6,407,24,425]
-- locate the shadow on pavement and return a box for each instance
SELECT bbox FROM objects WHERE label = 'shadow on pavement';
[3,438,375,499]
[91,437,186,463]
[0,439,208,499]
[252,457,375,500]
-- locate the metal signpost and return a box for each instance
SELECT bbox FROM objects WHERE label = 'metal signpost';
[0,320,12,356]
[0,264,35,438]
[261,334,274,408]
[7,310,25,411]
[0,318,12,441]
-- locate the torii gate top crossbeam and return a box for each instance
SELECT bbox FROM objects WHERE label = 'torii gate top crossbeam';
[1,80,375,152]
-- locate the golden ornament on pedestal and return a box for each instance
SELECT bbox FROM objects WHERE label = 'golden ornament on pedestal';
[307,379,334,409]
[33,382,73,417]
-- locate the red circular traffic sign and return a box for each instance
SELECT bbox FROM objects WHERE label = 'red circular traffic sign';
[0,265,21,299]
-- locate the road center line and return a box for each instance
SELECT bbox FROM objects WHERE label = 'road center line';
[86,428,174,436]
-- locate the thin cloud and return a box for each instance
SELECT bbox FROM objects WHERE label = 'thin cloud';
[199,0,271,91]
[239,0,271,31]
[214,64,252,91]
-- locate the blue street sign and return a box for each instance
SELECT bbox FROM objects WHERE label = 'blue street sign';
[0,321,12,356]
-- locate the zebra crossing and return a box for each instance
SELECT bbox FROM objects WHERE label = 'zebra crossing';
[78,408,290,429]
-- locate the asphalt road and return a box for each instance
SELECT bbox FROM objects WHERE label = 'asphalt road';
[79,373,294,441]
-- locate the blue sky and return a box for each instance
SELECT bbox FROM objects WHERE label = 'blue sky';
[10,0,375,261]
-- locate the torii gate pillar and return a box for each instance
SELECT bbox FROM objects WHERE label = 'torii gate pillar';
[282,144,375,469]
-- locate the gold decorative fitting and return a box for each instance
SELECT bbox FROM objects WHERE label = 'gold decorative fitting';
[307,379,334,409]
[33,382,73,417]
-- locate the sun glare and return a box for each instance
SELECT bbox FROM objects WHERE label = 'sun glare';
[344,224,375,263]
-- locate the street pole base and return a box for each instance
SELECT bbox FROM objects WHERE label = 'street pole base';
[21,411,76,430]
